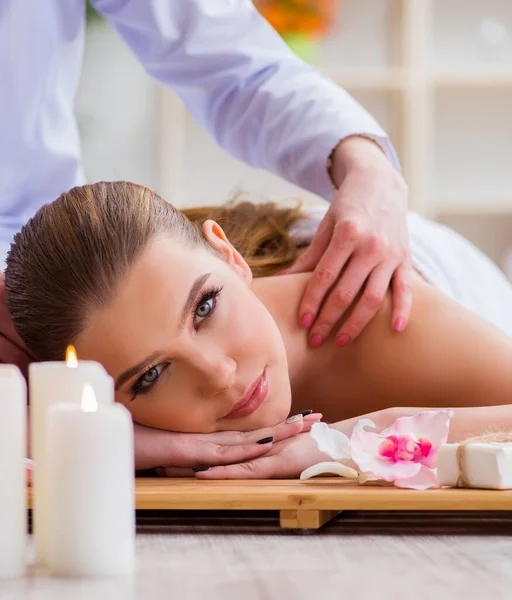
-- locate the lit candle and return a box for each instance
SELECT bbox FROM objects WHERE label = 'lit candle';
[47,385,135,577]
[30,346,114,565]
[0,366,26,579]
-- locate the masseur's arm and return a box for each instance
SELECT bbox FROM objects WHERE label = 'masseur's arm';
[90,0,395,199]
[343,271,512,409]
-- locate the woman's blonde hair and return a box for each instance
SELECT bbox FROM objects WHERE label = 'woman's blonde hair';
[5,182,305,361]
[181,195,304,278]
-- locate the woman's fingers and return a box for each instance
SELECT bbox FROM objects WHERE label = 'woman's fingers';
[195,456,278,480]
[243,412,322,444]
[185,436,276,469]
[154,467,195,477]
[152,413,323,473]
[203,412,322,446]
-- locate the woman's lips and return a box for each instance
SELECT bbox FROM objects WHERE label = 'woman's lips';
[224,369,268,419]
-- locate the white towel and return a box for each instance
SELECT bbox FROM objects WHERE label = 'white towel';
[289,205,512,337]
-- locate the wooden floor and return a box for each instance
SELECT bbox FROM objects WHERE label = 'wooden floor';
[8,510,512,600]
[12,479,512,599]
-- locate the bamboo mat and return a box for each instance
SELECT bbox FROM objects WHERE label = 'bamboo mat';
[28,478,512,529]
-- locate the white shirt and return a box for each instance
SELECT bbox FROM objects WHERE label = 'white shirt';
[0,0,397,261]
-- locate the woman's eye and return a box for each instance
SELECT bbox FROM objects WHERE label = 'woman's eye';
[143,367,159,384]
[192,287,222,328]
[194,297,214,324]
[133,363,167,395]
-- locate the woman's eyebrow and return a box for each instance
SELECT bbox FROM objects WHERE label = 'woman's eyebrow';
[114,272,212,391]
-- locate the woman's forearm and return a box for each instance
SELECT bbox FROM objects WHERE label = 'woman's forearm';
[133,422,175,471]
[331,405,512,443]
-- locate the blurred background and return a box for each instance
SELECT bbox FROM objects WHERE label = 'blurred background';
[78,0,512,277]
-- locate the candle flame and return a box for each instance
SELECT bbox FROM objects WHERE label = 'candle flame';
[81,384,98,413]
[66,345,78,368]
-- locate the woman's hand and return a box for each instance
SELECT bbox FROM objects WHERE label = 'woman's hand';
[183,410,397,480]
[285,136,412,348]
[188,429,327,479]
[135,411,322,475]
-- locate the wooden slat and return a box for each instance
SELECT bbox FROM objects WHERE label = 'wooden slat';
[279,509,342,529]
[27,478,512,512]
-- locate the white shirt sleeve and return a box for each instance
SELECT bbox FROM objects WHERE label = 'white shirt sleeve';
[91,0,400,201]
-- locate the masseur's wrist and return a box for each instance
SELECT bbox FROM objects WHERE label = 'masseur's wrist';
[328,135,395,190]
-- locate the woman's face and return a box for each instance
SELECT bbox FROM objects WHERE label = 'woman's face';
[75,221,292,433]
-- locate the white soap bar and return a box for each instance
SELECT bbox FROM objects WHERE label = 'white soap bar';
[437,442,512,489]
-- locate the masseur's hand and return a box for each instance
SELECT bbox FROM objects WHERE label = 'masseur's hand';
[286,136,412,348]
[137,411,322,475]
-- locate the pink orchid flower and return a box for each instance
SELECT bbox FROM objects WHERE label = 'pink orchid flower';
[350,410,453,490]
[301,410,453,490]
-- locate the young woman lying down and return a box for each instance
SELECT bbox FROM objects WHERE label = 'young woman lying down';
[5,181,512,479]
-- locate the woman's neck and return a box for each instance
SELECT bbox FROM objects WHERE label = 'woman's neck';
[250,273,336,412]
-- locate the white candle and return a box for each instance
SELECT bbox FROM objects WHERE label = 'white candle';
[47,385,135,577]
[30,346,114,564]
[0,365,27,579]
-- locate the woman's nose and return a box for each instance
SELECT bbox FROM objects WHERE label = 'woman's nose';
[195,354,237,397]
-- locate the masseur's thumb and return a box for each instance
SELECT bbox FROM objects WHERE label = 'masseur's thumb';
[283,218,331,275]
[0,272,37,379]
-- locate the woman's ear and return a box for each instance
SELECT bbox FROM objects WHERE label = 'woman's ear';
[202,220,252,283]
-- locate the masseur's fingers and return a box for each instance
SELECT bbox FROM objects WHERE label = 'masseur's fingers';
[293,223,353,331]
[307,252,375,346]
[333,263,394,345]
[285,212,333,275]
[391,263,413,333]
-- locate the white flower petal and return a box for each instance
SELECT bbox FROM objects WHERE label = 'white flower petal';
[310,422,351,460]
[353,418,376,434]
[300,461,359,481]
[358,472,378,485]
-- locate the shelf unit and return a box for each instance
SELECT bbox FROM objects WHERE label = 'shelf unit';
[156,0,512,268]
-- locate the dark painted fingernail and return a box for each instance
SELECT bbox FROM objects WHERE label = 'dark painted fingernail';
[193,466,210,472]
[257,436,274,445]
[299,409,313,416]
